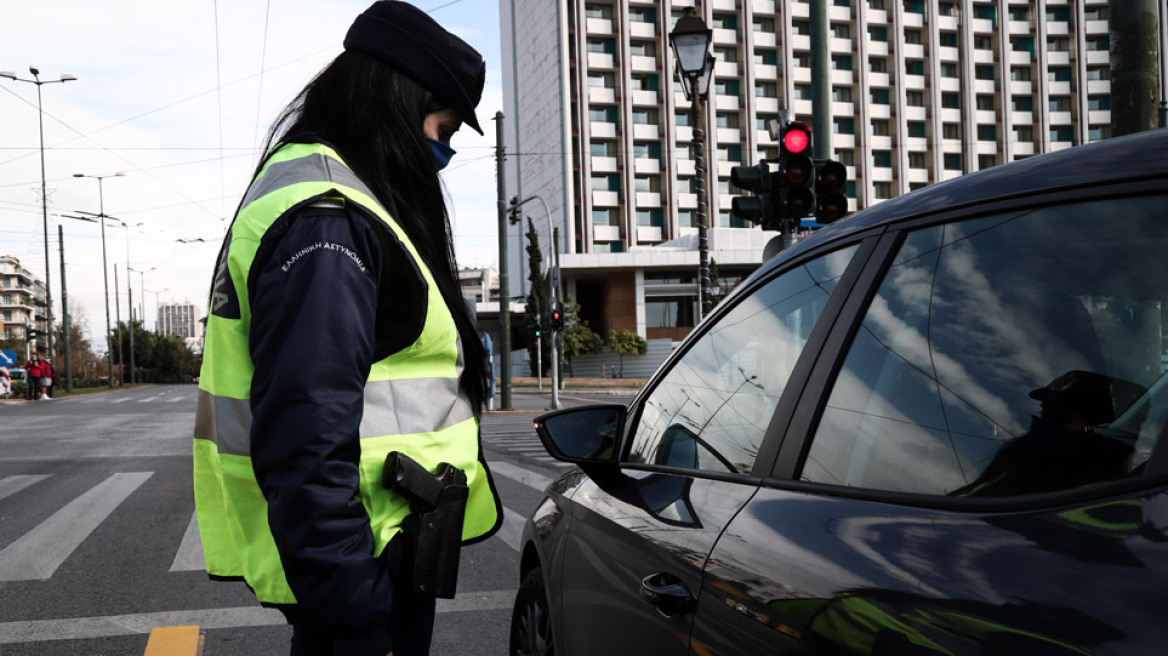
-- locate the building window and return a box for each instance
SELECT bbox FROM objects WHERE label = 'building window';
[1088,125,1111,141]
[1085,66,1111,81]
[644,298,696,330]
[713,79,741,98]
[1012,95,1034,111]
[975,64,995,80]
[831,54,853,71]
[678,209,697,227]
[973,35,992,50]
[715,113,740,129]
[976,94,995,111]
[755,81,777,99]
[635,176,661,193]
[832,22,851,39]
[754,17,775,32]
[978,154,997,169]
[908,152,927,168]
[1011,66,1032,81]
[586,38,615,54]
[1086,36,1110,52]
[904,29,922,44]
[907,121,927,138]
[943,153,962,170]
[1047,37,1069,52]
[871,120,890,136]
[941,63,959,78]
[793,84,812,100]
[590,141,614,157]
[873,150,892,167]
[1050,125,1075,142]
[1014,125,1033,142]
[834,117,855,135]
[973,3,995,20]
[1009,7,1029,21]
[1046,6,1071,22]
[977,124,997,141]
[869,57,888,73]
[584,3,612,19]
[637,209,664,227]
[869,26,888,41]
[942,93,960,109]
[1048,67,1073,82]
[1049,97,1072,112]
[942,123,961,139]
[905,60,925,76]
[792,20,811,36]
[837,149,855,166]
[906,91,925,106]
[1084,6,1109,21]
[1087,96,1111,111]
[939,31,958,47]
[675,111,694,127]
[870,88,890,104]
[592,208,617,225]
[632,108,658,125]
[629,41,657,58]
[873,182,893,199]
[593,241,625,253]
[714,46,738,64]
[833,86,854,102]
[754,48,779,66]
[1011,36,1035,55]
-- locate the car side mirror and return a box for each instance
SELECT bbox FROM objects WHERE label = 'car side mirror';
[534,404,626,474]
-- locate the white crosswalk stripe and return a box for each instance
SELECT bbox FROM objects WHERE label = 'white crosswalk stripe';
[0,472,153,581]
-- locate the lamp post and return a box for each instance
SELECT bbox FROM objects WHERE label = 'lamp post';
[127,264,153,384]
[670,10,715,321]
[0,67,78,362]
[69,172,124,388]
[144,288,169,334]
[129,266,156,333]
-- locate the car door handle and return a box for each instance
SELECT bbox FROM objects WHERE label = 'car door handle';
[640,572,696,617]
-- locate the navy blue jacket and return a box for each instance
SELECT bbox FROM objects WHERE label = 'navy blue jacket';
[247,201,426,654]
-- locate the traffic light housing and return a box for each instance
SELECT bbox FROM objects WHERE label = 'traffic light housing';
[814,159,850,223]
[730,160,772,225]
[551,306,564,331]
[775,121,815,223]
[508,196,523,225]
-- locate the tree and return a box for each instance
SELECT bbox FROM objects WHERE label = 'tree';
[606,329,647,378]
[559,297,604,373]
[523,216,552,376]
[53,308,100,385]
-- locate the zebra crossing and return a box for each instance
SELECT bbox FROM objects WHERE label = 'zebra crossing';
[481,419,568,469]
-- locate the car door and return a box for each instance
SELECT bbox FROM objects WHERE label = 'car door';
[693,194,1168,655]
[556,243,864,656]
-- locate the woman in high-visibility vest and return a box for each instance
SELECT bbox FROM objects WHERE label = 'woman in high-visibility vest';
[193,3,501,655]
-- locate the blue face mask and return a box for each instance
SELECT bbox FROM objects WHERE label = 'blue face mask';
[428,138,456,171]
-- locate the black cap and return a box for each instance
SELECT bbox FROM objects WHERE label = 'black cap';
[344,1,486,135]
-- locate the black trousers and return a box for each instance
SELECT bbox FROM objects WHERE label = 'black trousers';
[288,589,437,656]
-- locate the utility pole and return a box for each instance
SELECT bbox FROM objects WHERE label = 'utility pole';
[1109,0,1161,136]
[58,225,72,392]
[114,264,122,384]
[494,112,512,410]
[809,0,832,158]
[128,276,136,384]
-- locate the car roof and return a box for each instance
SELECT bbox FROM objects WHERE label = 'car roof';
[762,128,1168,275]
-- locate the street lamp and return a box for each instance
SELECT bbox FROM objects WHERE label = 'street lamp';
[670,10,715,320]
[0,67,78,362]
[69,171,124,388]
[144,288,169,334]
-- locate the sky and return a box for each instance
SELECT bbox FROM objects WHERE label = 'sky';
[0,0,504,347]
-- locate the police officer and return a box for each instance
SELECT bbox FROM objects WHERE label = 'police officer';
[192,3,502,654]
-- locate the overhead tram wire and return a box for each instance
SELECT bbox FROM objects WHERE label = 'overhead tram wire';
[213,0,228,233]
[252,0,274,158]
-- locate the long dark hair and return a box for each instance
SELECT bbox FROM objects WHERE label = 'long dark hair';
[259,50,487,410]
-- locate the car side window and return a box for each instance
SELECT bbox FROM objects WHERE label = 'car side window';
[627,245,859,475]
[801,195,1168,497]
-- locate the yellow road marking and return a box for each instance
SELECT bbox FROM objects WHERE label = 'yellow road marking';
[143,625,202,656]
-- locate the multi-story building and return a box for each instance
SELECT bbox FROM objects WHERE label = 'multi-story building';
[500,0,1166,345]
[0,255,48,353]
[158,302,199,341]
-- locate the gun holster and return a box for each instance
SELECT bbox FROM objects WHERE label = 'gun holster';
[382,451,468,599]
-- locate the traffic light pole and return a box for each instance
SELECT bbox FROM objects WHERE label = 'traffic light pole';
[58,225,72,392]
[809,0,833,158]
[512,194,560,410]
[494,112,512,410]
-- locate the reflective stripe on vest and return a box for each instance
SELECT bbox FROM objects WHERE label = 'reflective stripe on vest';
[193,141,498,606]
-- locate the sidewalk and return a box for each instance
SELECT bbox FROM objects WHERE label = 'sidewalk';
[486,377,645,413]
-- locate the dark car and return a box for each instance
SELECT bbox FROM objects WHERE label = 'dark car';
[509,129,1168,656]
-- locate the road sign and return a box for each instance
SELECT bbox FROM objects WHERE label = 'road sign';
[0,349,16,367]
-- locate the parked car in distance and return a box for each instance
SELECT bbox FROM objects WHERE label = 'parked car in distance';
[510,129,1168,656]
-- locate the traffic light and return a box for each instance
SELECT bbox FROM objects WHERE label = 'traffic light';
[814,159,850,224]
[508,196,523,225]
[551,306,564,331]
[730,160,772,226]
[775,121,815,222]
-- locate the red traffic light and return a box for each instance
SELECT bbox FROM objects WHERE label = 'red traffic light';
[782,122,811,155]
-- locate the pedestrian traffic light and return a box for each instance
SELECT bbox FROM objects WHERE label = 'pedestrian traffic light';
[814,159,850,224]
[551,306,564,331]
[508,196,523,225]
[776,121,815,222]
[730,160,773,226]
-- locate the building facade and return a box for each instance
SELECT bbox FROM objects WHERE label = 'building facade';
[500,0,1167,342]
[158,302,199,340]
[0,255,48,354]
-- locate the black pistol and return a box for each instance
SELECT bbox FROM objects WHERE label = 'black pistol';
[382,451,468,598]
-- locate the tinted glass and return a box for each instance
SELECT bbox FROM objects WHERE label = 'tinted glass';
[803,195,1168,496]
[628,246,859,474]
